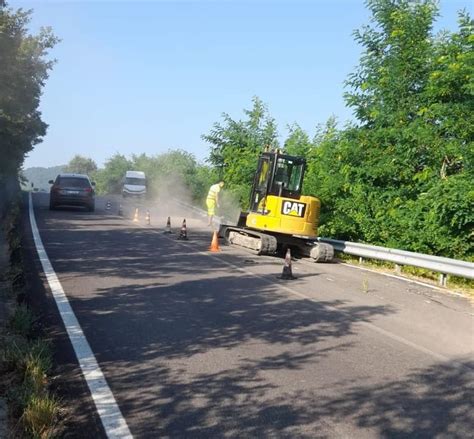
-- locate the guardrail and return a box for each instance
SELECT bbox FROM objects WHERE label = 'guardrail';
[171,199,474,286]
[317,238,474,286]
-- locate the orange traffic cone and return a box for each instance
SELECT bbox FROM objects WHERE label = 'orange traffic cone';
[163,216,172,234]
[133,207,139,222]
[177,219,188,240]
[279,248,296,280]
[209,230,220,252]
[146,210,151,225]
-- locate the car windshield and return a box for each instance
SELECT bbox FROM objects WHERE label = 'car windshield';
[58,177,90,188]
[125,177,146,185]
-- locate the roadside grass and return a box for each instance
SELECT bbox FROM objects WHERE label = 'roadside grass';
[23,394,59,439]
[339,253,474,297]
[0,194,61,438]
[9,304,36,337]
[362,276,369,294]
[2,320,59,438]
[7,263,25,292]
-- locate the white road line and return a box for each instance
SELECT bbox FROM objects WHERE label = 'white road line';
[28,193,133,439]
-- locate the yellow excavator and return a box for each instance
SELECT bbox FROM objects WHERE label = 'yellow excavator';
[219,150,334,262]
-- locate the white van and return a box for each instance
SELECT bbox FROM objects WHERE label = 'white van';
[122,171,147,198]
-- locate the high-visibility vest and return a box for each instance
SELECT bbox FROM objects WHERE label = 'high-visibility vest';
[207,184,221,201]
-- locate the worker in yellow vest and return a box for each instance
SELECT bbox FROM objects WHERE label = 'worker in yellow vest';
[206,181,224,226]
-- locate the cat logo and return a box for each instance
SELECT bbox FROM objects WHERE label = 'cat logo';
[281,200,306,217]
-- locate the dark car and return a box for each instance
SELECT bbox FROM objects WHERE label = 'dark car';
[49,174,95,211]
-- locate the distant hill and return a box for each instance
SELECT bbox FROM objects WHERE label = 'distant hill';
[22,165,65,191]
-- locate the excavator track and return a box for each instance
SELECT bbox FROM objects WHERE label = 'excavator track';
[272,234,335,262]
[220,225,334,262]
[300,241,335,263]
[220,226,278,255]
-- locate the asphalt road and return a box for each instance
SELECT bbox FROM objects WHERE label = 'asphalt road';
[26,193,473,438]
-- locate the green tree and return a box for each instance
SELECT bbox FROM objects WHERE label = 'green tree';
[402,10,474,257]
[203,96,279,208]
[94,153,131,194]
[64,155,97,175]
[302,118,360,237]
[306,0,473,259]
[0,4,58,181]
[344,0,439,187]
[284,123,312,157]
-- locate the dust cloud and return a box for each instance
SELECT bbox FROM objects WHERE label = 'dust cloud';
[145,172,193,218]
[118,171,243,228]
[219,190,242,225]
[145,173,241,226]
[143,173,238,226]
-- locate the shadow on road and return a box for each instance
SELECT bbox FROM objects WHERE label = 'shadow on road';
[32,196,473,437]
[70,271,399,437]
[81,276,392,359]
[311,357,474,438]
[108,350,473,437]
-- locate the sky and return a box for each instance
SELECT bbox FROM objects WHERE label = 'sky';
[11,0,472,169]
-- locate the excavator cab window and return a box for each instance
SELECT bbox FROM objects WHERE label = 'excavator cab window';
[270,156,305,198]
[249,152,306,213]
[250,156,271,212]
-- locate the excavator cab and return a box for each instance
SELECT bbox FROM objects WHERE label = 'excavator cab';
[250,152,306,213]
[242,150,320,238]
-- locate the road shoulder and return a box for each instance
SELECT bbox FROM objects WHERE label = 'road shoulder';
[21,194,106,438]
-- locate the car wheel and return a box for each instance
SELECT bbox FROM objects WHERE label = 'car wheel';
[49,201,56,210]
[88,203,95,212]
